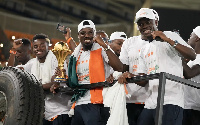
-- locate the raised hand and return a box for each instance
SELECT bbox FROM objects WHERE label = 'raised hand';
[64,27,72,41]
[13,39,23,50]
[93,34,107,48]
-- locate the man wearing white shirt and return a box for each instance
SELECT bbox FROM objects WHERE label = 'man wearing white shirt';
[20,34,72,125]
[182,26,200,125]
[118,8,159,125]
[118,8,196,125]
[67,20,125,125]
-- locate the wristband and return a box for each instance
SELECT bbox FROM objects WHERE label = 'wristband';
[9,50,16,54]
[67,37,72,44]
[104,44,111,51]
[173,40,179,48]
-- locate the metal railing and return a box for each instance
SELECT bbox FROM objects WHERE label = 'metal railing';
[59,72,200,125]
[128,72,200,125]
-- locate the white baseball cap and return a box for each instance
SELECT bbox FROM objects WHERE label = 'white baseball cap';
[193,26,200,38]
[135,8,156,23]
[78,20,96,32]
[152,9,159,21]
[110,32,127,41]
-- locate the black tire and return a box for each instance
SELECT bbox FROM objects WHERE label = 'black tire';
[0,67,44,125]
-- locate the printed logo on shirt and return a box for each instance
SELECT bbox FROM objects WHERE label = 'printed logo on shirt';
[77,58,90,82]
[148,65,159,74]
[133,65,138,72]
[145,52,153,58]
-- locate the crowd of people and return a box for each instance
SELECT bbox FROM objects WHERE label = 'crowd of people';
[2,8,200,125]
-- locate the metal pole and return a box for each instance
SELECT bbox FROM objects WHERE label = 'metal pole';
[155,72,166,125]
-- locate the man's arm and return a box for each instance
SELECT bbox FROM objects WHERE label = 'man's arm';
[94,35,128,72]
[182,61,200,79]
[64,27,77,52]
[165,38,196,60]
[152,31,196,60]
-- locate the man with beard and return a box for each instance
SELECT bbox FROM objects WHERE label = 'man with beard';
[7,38,32,66]
[118,8,196,125]
[182,26,200,125]
[20,34,72,125]
[64,20,124,125]
[64,29,110,52]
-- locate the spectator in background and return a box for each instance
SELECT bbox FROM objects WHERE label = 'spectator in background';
[109,31,127,57]
[106,31,127,84]
[7,38,32,67]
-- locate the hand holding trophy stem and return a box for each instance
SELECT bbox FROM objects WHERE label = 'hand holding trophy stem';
[52,41,71,82]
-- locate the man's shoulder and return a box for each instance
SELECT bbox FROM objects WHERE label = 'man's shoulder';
[163,31,178,38]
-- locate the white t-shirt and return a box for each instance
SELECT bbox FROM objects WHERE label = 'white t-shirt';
[137,31,193,109]
[75,48,111,106]
[184,54,200,111]
[21,51,72,120]
[119,35,149,103]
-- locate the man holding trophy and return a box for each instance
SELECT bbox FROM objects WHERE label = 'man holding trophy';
[19,34,72,125]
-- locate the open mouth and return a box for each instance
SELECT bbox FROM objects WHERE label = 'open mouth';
[36,51,42,55]
[84,39,93,44]
[143,29,152,34]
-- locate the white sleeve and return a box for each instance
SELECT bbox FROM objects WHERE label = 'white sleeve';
[168,31,192,48]
[17,58,34,73]
[101,46,115,64]
[119,39,129,65]
[191,56,200,66]
[101,49,112,78]
[51,56,58,76]
[137,50,148,74]
[164,31,194,56]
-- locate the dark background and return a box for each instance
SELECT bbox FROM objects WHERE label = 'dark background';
[153,8,200,41]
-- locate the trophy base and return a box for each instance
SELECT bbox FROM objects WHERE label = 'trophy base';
[54,78,66,83]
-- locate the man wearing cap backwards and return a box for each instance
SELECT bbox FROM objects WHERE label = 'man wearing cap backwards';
[109,31,127,57]
[106,31,127,90]
[65,20,124,125]
[118,8,196,125]
[116,9,158,125]
[19,34,72,125]
[182,26,200,125]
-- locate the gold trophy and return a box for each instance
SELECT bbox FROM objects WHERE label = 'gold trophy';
[52,41,71,82]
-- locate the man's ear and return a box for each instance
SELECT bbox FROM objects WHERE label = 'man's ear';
[196,37,200,42]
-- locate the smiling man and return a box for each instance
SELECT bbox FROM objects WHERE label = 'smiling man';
[20,34,72,125]
[118,8,196,125]
[65,20,124,125]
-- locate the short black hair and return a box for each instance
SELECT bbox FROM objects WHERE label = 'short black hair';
[21,38,31,49]
[32,33,50,44]
[83,21,90,26]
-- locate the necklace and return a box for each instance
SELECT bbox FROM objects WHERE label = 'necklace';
[76,48,83,73]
